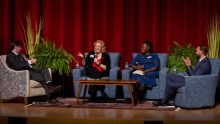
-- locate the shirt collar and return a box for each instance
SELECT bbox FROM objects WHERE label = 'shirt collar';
[12,51,18,56]
[199,56,206,62]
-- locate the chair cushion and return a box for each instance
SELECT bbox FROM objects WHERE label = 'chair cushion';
[177,86,185,93]
[80,76,109,79]
[30,80,43,88]
[208,58,220,75]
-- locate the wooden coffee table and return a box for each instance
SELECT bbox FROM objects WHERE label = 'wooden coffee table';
[73,79,140,107]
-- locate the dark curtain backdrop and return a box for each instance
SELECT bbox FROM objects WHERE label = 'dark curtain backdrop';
[1,0,220,70]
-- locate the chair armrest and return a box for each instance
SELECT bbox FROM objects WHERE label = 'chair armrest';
[176,72,188,76]
[72,67,86,81]
[109,67,120,79]
[158,67,169,99]
[122,68,134,79]
[0,61,30,98]
[184,75,218,103]
[158,67,169,85]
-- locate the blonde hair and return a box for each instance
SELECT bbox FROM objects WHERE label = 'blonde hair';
[94,40,106,53]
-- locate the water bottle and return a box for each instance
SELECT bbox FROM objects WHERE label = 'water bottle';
[76,61,79,69]
[173,66,177,74]
[125,62,129,70]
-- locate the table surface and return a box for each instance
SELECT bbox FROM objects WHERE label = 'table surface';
[73,79,140,84]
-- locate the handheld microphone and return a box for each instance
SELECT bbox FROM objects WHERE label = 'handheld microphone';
[25,54,30,59]
[94,51,97,58]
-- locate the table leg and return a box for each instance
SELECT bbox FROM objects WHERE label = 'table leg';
[128,84,135,107]
[82,85,87,103]
[76,83,82,106]
[133,83,139,104]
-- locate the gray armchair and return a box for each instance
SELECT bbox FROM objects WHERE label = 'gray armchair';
[0,55,52,104]
[122,53,169,99]
[174,58,220,109]
[72,52,120,98]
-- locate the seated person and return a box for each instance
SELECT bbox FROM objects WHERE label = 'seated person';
[152,45,211,107]
[6,41,62,104]
[77,40,110,102]
[130,41,160,100]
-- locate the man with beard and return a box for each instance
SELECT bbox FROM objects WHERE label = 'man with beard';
[6,40,62,104]
[152,45,211,107]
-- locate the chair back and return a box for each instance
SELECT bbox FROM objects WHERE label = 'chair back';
[208,58,220,75]
[132,53,168,70]
[84,52,120,69]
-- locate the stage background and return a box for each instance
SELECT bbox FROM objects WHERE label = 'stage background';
[1,0,220,97]
[1,0,220,69]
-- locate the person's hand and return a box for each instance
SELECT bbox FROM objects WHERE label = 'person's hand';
[31,59,37,64]
[186,57,191,67]
[182,56,189,66]
[94,58,99,65]
[77,52,84,59]
[137,65,144,70]
[142,70,148,74]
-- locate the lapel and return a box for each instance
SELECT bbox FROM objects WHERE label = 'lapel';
[193,58,205,72]
[101,53,105,63]
[12,52,24,61]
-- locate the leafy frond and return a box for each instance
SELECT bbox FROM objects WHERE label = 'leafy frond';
[31,37,76,76]
[167,40,197,74]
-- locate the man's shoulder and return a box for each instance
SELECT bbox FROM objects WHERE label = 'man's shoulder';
[6,52,16,58]
[202,57,211,64]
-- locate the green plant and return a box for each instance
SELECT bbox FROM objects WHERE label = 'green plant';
[206,14,220,58]
[31,37,75,76]
[19,11,43,59]
[167,40,197,74]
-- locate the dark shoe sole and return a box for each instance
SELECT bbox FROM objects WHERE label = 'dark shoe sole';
[48,85,62,95]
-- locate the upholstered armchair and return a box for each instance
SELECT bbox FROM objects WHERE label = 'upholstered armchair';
[122,53,169,99]
[0,55,52,104]
[174,58,220,109]
[73,52,120,98]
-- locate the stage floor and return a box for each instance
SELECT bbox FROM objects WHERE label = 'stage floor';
[1,98,220,124]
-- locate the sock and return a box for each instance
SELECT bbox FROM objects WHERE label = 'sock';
[46,82,52,89]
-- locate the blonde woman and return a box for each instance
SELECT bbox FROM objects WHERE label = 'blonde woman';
[77,40,110,101]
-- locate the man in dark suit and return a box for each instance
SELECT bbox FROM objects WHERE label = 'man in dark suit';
[152,45,211,107]
[6,40,62,104]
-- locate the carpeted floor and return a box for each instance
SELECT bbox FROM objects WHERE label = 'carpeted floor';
[26,97,179,111]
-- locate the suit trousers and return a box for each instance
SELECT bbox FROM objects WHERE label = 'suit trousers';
[163,74,185,103]
[29,67,51,84]
[88,67,108,94]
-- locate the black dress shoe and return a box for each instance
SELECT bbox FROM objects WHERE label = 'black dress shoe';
[152,101,175,107]
[89,92,97,102]
[48,99,63,105]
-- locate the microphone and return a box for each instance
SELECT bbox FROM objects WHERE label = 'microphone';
[94,51,97,58]
[25,54,30,59]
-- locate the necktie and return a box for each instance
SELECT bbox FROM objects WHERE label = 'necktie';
[17,55,23,61]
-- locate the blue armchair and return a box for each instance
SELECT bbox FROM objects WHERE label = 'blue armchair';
[174,58,220,109]
[122,53,169,99]
[73,52,120,98]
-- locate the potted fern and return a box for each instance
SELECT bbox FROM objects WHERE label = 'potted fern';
[167,40,197,74]
[31,37,75,76]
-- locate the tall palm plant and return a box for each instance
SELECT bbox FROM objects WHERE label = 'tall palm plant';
[206,14,220,58]
[19,11,43,59]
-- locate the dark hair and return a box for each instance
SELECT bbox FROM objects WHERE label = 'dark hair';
[143,41,153,53]
[10,40,22,50]
[198,45,208,55]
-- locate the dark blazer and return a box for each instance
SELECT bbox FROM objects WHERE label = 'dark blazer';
[85,51,110,76]
[186,57,211,76]
[6,52,32,71]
